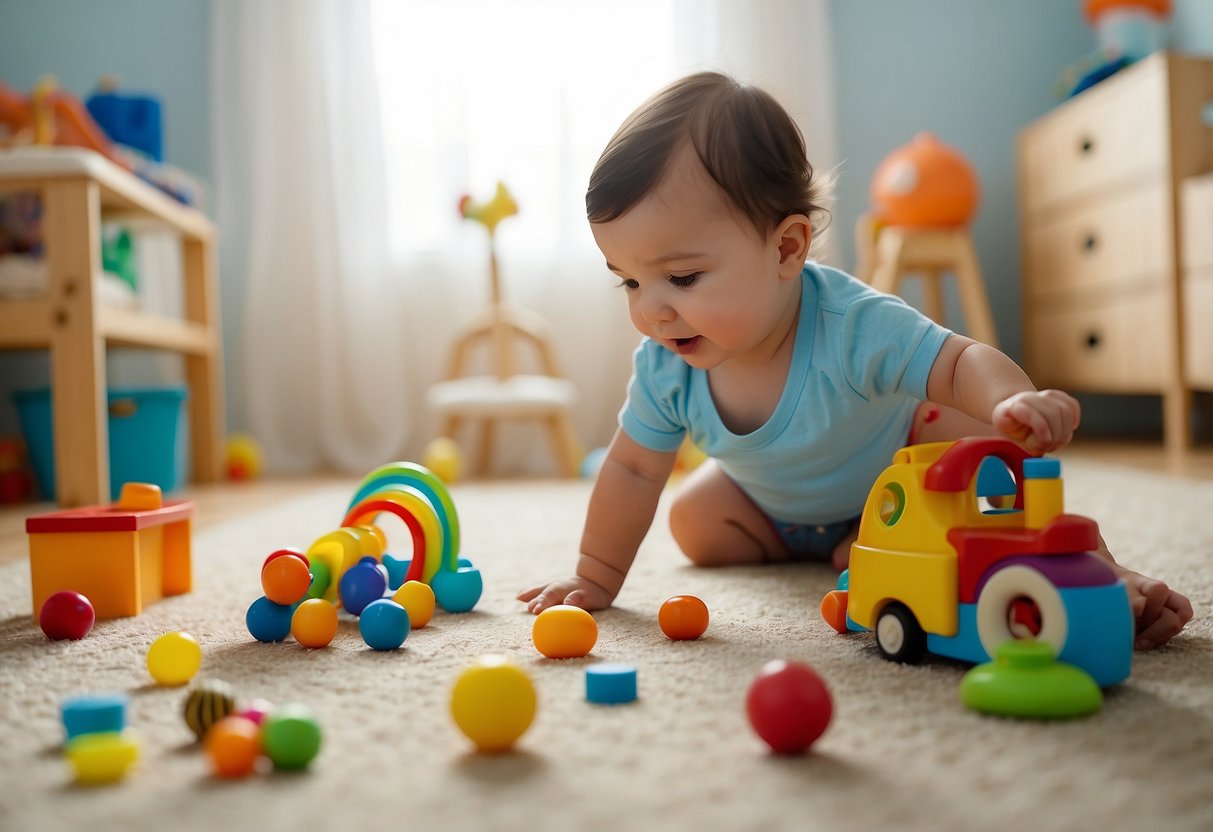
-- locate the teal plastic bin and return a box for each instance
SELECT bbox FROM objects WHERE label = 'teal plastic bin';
[12,386,189,500]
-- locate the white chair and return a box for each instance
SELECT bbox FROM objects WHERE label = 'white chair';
[427,183,581,477]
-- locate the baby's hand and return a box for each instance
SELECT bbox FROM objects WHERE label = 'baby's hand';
[1113,565,1194,650]
[517,576,615,615]
[992,390,1080,454]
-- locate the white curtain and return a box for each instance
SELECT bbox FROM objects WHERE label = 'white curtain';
[212,0,835,475]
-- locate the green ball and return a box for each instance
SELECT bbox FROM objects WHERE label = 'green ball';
[260,703,322,770]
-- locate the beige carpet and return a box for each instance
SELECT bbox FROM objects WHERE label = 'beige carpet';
[1,458,1211,832]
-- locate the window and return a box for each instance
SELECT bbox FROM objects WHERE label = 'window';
[876,483,905,526]
[371,0,679,262]
[975,455,1020,515]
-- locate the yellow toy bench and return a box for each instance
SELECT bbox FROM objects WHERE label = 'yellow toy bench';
[27,482,193,619]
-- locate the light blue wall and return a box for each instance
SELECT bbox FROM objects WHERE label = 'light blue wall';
[2,1,1211,447]
[0,0,212,437]
[830,0,1213,436]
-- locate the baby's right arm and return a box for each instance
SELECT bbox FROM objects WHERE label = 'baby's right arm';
[517,429,677,614]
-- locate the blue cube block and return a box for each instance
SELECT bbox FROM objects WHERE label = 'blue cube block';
[586,663,638,705]
[61,693,128,742]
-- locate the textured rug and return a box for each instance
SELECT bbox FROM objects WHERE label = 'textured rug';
[1,457,1211,832]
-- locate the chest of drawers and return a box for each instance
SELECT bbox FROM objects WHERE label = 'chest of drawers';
[1017,52,1213,451]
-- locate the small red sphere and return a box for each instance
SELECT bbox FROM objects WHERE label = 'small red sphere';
[261,547,309,571]
[658,595,709,641]
[746,660,833,754]
[39,591,96,640]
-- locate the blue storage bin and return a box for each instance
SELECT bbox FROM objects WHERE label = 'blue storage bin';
[12,386,189,500]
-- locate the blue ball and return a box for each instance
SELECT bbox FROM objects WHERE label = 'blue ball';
[339,562,387,615]
[359,599,410,650]
[431,565,482,613]
[580,447,608,479]
[246,595,294,642]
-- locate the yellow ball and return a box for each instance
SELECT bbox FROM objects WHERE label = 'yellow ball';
[226,434,264,481]
[532,604,598,659]
[422,438,463,484]
[450,655,536,752]
[393,580,435,629]
[147,631,202,686]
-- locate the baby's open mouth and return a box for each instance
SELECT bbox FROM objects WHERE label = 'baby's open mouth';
[673,336,700,355]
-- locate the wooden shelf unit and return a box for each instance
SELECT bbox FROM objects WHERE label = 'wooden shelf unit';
[0,147,224,506]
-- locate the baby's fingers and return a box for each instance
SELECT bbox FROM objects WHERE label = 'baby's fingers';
[1135,606,1184,651]
[516,584,545,602]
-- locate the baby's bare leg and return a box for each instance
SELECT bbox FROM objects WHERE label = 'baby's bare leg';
[668,459,788,566]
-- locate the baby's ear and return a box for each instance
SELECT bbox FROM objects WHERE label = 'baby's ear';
[775,214,811,277]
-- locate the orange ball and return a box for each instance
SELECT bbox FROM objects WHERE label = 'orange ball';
[262,554,312,605]
[532,605,597,659]
[291,598,338,648]
[205,715,261,778]
[659,595,709,641]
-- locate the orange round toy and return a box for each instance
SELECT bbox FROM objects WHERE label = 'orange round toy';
[532,605,598,659]
[205,715,261,778]
[291,599,338,648]
[658,595,710,641]
[870,132,979,228]
[262,554,312,606]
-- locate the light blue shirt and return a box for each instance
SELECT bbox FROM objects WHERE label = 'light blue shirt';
[619,262,951,524]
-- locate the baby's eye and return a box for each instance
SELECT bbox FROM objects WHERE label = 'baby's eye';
[669,272,700,288]
[617,278,639,290]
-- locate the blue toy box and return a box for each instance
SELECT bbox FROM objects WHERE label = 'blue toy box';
[12,386,188,500]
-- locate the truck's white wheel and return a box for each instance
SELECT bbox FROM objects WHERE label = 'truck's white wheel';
[976,565,1068,659]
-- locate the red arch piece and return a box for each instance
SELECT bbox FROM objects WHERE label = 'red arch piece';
[343,499,428,584]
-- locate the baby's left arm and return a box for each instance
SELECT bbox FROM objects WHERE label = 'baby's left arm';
[926,335,1080,454]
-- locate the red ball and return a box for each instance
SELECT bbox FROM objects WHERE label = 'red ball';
[39,591,95,640]
[745,660,832,754]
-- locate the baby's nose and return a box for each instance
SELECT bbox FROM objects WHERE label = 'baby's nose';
[640,295,675,324]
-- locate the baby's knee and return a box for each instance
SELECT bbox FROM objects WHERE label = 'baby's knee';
[668,495,713,566]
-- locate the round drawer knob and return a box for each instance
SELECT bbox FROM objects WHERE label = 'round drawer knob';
[1084,331,1101,350]
[1082,233,1098,253]
[1079,135,1095,155]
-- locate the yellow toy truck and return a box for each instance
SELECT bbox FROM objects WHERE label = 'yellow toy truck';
[821,437,1132,687]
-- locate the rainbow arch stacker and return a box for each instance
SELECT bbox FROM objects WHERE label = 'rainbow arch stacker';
[341,462,482,613]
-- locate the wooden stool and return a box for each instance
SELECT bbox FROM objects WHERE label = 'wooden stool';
[855,213,999,347]
[426,201,581,478]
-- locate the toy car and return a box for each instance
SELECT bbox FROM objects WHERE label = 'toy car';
[820,437,1132,687]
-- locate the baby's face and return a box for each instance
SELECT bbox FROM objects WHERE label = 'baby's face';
[591,145,799,370]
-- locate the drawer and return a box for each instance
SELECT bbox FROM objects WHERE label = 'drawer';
[1020,57,1167,213]
[1181,173,1213,270]
[1026,287,1172,392]
[1024,182,1171,301]
[1185,268,1213,389]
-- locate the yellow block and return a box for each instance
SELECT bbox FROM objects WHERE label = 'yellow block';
[847,544,958,636]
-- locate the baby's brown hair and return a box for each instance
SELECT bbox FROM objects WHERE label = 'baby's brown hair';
[586,72,829,239]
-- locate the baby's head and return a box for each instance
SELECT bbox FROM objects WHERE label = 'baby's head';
[586,72,829,241]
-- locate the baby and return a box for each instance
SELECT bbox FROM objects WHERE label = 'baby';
[518,71,1192,651]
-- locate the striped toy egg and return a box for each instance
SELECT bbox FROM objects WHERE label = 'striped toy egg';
[183,679,238,741]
